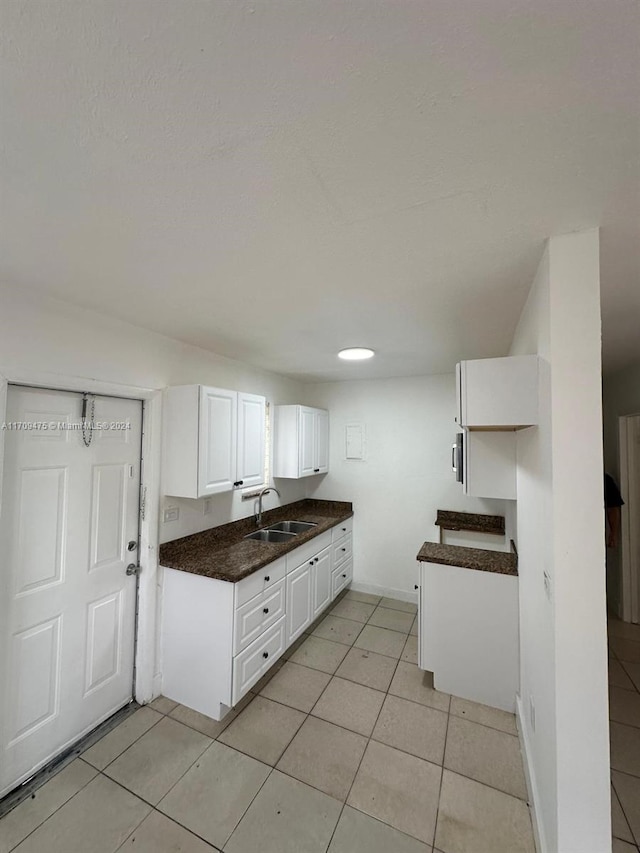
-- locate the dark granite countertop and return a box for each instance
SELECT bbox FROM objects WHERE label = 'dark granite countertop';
[416,541,518,576]
[435,510,505,536]
[159,499,353,583]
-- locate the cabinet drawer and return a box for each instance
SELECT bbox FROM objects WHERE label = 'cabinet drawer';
[234,579,286,655]
[333,533,352,567]
[331,518,353,542]
[332,558,353,598]
[235,556,286,608]
[286,531,332,572]
[232,615,286,705]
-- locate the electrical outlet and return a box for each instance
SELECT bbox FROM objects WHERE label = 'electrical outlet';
[543,570,552,601]
[163,506,179,523]
[529,695,536,732]
[203,498,212,515]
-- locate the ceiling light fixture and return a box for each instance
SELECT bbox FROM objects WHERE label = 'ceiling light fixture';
[337,347,375,361]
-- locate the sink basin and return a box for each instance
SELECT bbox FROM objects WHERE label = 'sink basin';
[266,520,318,534]
[244,529,297,543]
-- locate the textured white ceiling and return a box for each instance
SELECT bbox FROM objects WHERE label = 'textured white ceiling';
[1,0,638,380]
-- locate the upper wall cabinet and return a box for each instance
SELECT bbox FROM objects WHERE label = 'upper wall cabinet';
[163,385,266,498]
[273,405,329,479]
[456,355,539,430]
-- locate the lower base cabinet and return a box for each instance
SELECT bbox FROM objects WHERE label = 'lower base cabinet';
[418,560,519,712]
[286,561,313,646]
[161,519,353,720]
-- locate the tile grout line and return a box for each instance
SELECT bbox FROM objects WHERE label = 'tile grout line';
[321,645,405,851]
[431,699,453,852]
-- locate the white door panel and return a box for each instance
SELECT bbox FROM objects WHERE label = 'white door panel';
[0,386,142,796]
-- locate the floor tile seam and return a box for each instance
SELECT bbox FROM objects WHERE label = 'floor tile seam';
[610,714,640,730]
[618,661,640,693]
[351,644,405,661]
[439,757,529,803]
[324,664,398,849]
[368,724,447,768]
[255,687,319,717]
[387,686,451,715]
[370,604,416,616]
[612,772,640,847]
[102,729,213,810]
[320,612,370,628]
[446,710,519,738]
[216,705,309,766]
[271,659,405,814]
[612,767,640,782]
[361,618,411,636]
[154,761,271,853]
[1,766,101,853]
[111,803,170,853]
[309,632,362,649]
[431,702,451,850]
[162,761,276,853]
[610,681,640,694]
[81,713,166,772]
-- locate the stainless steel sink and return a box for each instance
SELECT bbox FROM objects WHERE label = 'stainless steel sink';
[244,529,297,543]
[266,520,318,534]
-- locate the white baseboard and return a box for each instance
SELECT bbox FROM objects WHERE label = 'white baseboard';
[350,580,418,605]
[516,693,548,853]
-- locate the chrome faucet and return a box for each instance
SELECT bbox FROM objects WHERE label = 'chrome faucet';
[255,486,280,526]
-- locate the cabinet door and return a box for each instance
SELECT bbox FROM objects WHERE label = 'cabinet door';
[312,547,332,617]
[298,408,316,477]
[237,392,266,489]
[464,431,516,500]
[315,410,329,473]
[198,387,237,495]
[286,561,312,644]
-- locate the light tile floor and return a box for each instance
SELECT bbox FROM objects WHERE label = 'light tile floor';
[21,592,640,851]
[609,618,640,853]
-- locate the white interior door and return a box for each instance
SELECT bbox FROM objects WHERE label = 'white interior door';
[0,386,142,797]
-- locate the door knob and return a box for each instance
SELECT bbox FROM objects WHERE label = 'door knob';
[126,564,141,576]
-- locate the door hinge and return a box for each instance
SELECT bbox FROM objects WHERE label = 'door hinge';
[139,485,147,521]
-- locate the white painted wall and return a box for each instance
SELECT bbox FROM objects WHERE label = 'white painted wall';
[602,360,640,614]
[510,229,610,853]
[303,374,511,599]
[0,282,308,544]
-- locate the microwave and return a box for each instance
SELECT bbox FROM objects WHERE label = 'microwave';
[452,432,464,484]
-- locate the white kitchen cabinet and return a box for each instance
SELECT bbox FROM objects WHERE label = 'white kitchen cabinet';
[463,430,517,500]
[286,560,313,645]
[312,546,332,617]
[418,560,519,712]
[163,385,265,498]
[161,518,352,721]
[273,405,330,479]
[456,355,538,429]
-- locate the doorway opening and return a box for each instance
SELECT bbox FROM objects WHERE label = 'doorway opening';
[619,412,640,623]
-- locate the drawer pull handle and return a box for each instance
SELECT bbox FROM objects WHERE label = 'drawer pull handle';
[342,527,346,531]
[263,607,269,614]
[263,651,269,659]
[342,573,347,578]
[414,584,419,590]
[233,480,244,487]
[315,557,319,563]
[264,576,270,582]
[309,561,314,566]
[341,547,346,552]
[314,468,320,473]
